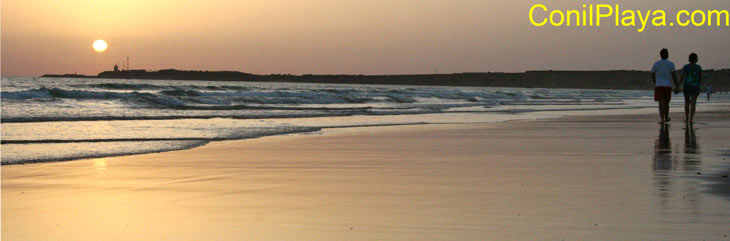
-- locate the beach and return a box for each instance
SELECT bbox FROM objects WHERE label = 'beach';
[4,0,730,240]
[3,110,729,240]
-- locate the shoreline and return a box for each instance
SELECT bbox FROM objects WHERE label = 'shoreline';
[3,104,728,166]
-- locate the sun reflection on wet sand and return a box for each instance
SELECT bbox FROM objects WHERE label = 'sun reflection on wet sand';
[94,158,108,177]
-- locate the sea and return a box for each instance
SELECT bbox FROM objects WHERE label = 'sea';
[1,76,726,164]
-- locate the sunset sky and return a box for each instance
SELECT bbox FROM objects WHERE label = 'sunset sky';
[2,0,729,76]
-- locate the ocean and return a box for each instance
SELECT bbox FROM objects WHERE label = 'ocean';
[1,76,724,164]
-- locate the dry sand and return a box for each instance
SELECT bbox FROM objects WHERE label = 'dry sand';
[3,112,730,240]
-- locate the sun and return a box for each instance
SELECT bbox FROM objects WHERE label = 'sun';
[93,40,108,52]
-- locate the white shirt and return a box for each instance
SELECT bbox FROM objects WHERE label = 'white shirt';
[651,60,676,87]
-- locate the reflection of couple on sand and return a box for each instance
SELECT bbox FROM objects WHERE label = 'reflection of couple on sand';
[652,123,701,211]
[651,49,704,124]
[653,123,700,177]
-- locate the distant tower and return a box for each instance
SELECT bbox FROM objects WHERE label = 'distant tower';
[114,64,119,72]
[126,56,130,71]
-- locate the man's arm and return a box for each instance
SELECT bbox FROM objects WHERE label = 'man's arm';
[650,63,657,85]
[674,70,687,88]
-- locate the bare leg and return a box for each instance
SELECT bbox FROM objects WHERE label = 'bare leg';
[659,101,670,122]
[689,95,699,123]
[684,95,690,122]
[658,102,664,122]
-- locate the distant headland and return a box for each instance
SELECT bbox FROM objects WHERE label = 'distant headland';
[42,66,730,91]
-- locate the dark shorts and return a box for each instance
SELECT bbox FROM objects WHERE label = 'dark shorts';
[683,86,700,97]
[654,86,672,102]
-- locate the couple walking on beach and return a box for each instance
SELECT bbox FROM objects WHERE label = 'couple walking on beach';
[651,48,704,124]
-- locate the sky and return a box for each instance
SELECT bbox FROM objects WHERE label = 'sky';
[2,0,729,76]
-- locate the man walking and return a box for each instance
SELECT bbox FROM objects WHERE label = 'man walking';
[651,48,679,123]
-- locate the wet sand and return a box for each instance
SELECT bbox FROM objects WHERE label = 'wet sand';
[3,112,730,240]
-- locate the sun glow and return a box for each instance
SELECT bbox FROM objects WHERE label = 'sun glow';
[93,40,108,52]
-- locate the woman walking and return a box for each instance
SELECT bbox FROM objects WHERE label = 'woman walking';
[680,53,702,124]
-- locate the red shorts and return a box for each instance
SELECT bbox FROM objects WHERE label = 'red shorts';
[654,86,672,102]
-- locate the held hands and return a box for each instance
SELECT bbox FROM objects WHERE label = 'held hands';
[673,88,680,94]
